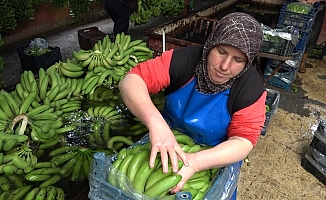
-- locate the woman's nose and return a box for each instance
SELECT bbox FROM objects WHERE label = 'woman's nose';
[220,56,231,70]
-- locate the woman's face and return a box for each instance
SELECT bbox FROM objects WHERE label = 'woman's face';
[207,44,247,84]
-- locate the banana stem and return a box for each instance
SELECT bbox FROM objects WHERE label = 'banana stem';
[11,114,30,135]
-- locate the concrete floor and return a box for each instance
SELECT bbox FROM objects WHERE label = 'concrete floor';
[1,1,326,199]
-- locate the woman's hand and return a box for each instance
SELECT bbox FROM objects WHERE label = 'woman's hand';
[170,153,197,193]
[149,126,188,173]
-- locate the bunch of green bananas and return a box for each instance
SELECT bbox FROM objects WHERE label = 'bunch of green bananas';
[47,145,101,182]
[9,0,34,21]
[72,33,153,94]
[107,131,216,199]
[49,0,68,7]
[0,142,38,176]
[160,0,184,17]
[68,0,92,18]
[22,186,65,200]
[0,174,26,194]
[45,59,86,78]
[0,0,17,31]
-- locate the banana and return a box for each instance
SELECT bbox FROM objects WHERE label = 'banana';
[144,174,182,197]
[126,149,150,183]
[24,187,40,200]
[7,185,33,200]
[70,154,83,181]
[51,151,78,167]
[0,95,14,119]
[35,187,47,200]
[48,72,59,90]
[6,173,25,188]
[12,155,29,169]
[83,76,100,95]
[32,161,53,168]
[3,138,17,151]
[0,175,11,191]
[80,54,94,68]
[18,91,37,114]
[132,157,161,193]
[175,134,195,145]
[26,104,51,118]
[187,179,207,190]
[31,112,58,121]
[38,135,60,150]
[107,136,134,150]
[1,90,20,116]
[97,70,114,85]
[39,174,61,188]
[93,66,108,74]
[60,63,85,78]
[39,75,50,100]
[72,78,84,96]
[72,50,91,61]
[25,174,52,182]
[0,107,10,121]
[45,84,61,101]
[55,187,65,200]
[52,86,71,101]
[128,39,143,48]
[46,186,57,200]
[60,153,81,177]
[107,159,122,188]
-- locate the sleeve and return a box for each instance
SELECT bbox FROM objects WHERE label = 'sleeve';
[227,91,267,146]
[127,49,173,94]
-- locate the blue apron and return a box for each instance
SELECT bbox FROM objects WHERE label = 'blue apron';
[162,77,238,200]
[162,78,231,146]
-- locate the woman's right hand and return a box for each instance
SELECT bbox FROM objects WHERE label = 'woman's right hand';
[148,125,188,174]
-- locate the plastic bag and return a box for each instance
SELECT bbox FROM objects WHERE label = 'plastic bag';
[29,38,49,49]
[89,134,241,200]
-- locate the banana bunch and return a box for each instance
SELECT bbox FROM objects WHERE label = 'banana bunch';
[46,59,86,78]
[107,132,216,199]
[23,186,65,200]
[68,0,92,18]
[86,86,119,102]
[0,132,28,152]
[48,145,96,182]
[0,174,25,194]
[0,184,33,200]
[128,120,148,137]
[161,0,184,17]
[50,0,67,7]
[0,142,38,176]
[9,0,35,21]
[76,34,153,93]
[0,1,17,31]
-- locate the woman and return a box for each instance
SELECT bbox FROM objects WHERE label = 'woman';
[119,12,266,199]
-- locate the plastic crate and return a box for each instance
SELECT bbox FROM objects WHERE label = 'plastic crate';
[301,153,326,186]
[309,121,326,156]
[17,44,62,74]
[261,89,280,136]
[259,39,294,57]
[263,65,297,90]
[277,3,317,32]
[88,135,241,200]
[294,32,310,53]
[307,147,326,168]
[308,41,326,60]
[78,27,106,50]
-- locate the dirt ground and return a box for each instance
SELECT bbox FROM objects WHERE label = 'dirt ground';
[1,1,326,199]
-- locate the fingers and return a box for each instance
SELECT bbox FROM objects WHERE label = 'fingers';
[149,147,158,168]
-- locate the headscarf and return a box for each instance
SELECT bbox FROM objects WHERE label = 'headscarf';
[195,12,263,94]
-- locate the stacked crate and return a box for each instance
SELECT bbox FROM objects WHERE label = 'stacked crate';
[263,2,318,90]
[301,121,326,185]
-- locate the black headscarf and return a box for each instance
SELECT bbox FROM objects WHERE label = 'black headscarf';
[195,12,263,94]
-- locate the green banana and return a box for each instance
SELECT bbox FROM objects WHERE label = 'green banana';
[144,174,182,197]
[126,149,150,183]
[39,174,61,188]
[7,185,33,200]
[24,187,40,200]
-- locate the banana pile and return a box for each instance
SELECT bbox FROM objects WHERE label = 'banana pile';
[0,32,161,199]
[130,0,184,26]
[0,184,65,200]
[70,33,153,95]
[0,0,17,31]
[107,130,217,200]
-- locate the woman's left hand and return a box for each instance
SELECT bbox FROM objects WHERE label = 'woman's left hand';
[170,153,197,193]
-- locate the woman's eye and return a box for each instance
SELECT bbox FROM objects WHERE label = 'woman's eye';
[234,57,246,63]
